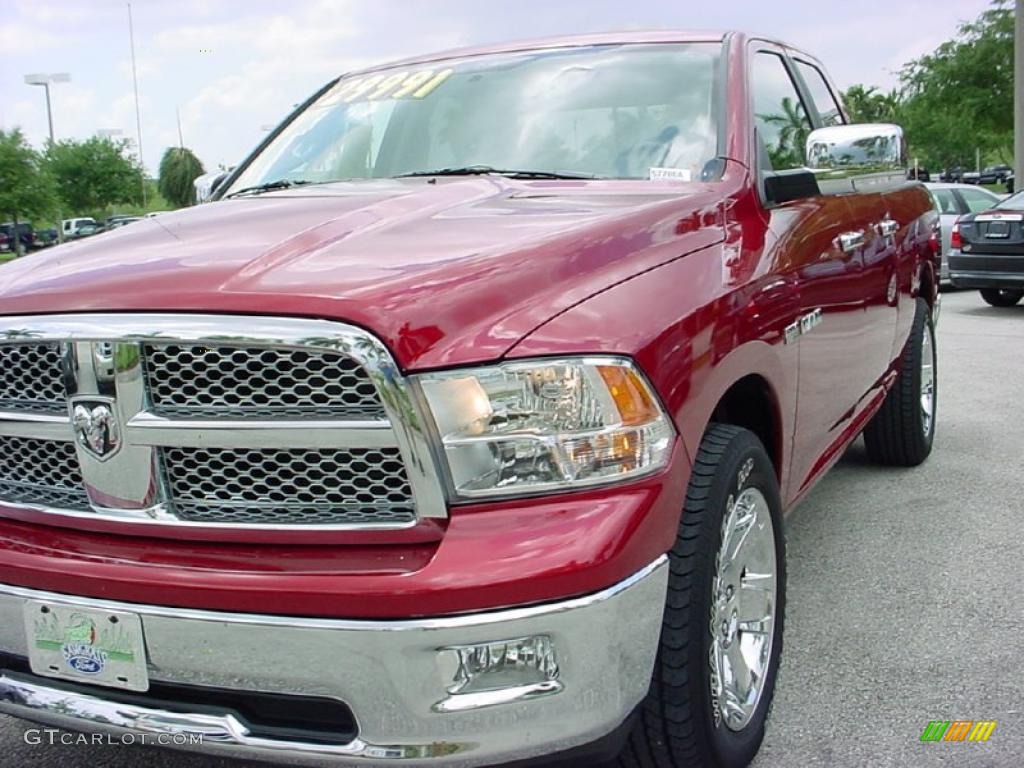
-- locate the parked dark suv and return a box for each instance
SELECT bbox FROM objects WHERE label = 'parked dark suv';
[979,165,1013,185]
[0,223,35,253]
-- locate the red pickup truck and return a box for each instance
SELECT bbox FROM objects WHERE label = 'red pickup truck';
[0,31,938,768]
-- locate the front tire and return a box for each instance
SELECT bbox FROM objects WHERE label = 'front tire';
[979,288,1023,307]
[864,297,936,466]
[619,425,785,768]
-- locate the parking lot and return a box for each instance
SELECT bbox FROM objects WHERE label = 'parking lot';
[0,288,1021,767]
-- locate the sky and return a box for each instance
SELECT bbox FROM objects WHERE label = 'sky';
[0,0,995,175]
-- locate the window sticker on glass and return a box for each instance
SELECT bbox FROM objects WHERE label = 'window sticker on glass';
[650,167,692,182]
[322,68,454,106]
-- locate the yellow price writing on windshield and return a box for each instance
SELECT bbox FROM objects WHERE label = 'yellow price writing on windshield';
[322,68,454,106]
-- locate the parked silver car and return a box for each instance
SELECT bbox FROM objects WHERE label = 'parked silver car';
[925,183,1004,282]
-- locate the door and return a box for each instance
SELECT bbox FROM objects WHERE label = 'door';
[749,47,869,496]
[846,190,900,389]
[792,54,898,398]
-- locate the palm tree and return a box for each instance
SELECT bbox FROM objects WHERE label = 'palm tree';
[842,85,903,124]
[158,147,205,208]
[761,97,810,168]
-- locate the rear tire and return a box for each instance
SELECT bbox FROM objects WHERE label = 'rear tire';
[979,288,1023,307]
[864,297,936,466]
[618,424,785,768]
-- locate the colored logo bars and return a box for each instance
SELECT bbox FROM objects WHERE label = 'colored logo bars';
[920,720,997,742]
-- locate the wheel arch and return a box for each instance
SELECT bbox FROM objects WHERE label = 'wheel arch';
[708,374,784,479]
[672,341,794,491]
[917,258,937,309]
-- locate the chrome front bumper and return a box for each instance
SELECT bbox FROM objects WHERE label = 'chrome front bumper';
[0,557,668,767]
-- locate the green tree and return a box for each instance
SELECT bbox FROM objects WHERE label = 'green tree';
[898,0,1014,167]
[45,136,144,216]
[0,129,58,255]
[842,85,903,124]
[762,97,811,169]
[158,147,205,208]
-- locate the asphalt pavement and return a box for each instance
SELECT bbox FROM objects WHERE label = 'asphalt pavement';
[1,288,1021,767]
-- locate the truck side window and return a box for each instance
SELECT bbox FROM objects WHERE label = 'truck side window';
[751,52,812,171]
[794,60,845,127]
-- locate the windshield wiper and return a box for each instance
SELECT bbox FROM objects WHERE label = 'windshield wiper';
[224,179,313,198]
[395,165,600,180]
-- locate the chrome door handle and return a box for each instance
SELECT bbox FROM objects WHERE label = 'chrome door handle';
[837,231,865,253]
[878,219,899,237]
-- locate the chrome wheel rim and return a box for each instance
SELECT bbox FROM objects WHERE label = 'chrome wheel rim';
[709,483,777,732]
[920,322,935,437]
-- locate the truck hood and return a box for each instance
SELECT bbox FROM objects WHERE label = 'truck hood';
[0,178,724,369]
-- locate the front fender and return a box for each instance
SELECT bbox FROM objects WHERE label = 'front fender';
[507,244,798,503]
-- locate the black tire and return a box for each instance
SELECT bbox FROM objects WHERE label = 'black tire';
[618,424,785,768]
[979,288,1023,307]
[863,297,936,466]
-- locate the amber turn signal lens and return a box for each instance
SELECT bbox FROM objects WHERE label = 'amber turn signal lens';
[597,365,660,426]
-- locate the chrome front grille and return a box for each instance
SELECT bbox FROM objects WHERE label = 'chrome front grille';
[142,344,386,419]
[0,343,66,414]
[163,446,415,525]
[0,315,446,531]
[0,436,90,511]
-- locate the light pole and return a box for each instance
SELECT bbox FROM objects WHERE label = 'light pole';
[1015,0,1022,192]
[24,72,70,243]
[127,2,146,206]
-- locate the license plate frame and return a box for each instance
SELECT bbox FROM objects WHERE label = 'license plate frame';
[985,220,1010,239]
[23,600,150,691]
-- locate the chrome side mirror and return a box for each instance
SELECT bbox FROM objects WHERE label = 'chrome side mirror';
[805,124,907,192]
[194,170,230,203]
[209,171,229,196]
[806,123,906,170]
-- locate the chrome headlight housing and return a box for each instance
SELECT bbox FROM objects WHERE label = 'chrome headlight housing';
[416,357,675,500]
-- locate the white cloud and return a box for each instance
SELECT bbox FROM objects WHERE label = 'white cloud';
[154,22,249,51]
[792,0,990,90]
[155,0,359,53]
[117,54,163,81]
[5,100,44,138]
[164,0,394,169]
[0,22,63,54]
[15,2,97,24]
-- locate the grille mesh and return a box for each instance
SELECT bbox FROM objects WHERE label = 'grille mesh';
[142,344,385,419]
[0,436,89,511]
[0,343,67,414]
[0,337,419,527]
[162,446,416,526]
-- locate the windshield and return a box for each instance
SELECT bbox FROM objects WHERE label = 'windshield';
[225,43,722,194]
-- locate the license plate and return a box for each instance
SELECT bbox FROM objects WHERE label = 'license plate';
[985,221,1010,238]
[24,601,149,691]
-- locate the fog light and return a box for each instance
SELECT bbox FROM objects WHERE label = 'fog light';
[433,635,562,713]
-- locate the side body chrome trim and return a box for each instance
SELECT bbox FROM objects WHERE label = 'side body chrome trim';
[0,314,447,528]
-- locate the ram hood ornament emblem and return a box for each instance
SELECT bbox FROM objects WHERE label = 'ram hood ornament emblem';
[71,399,121,460]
